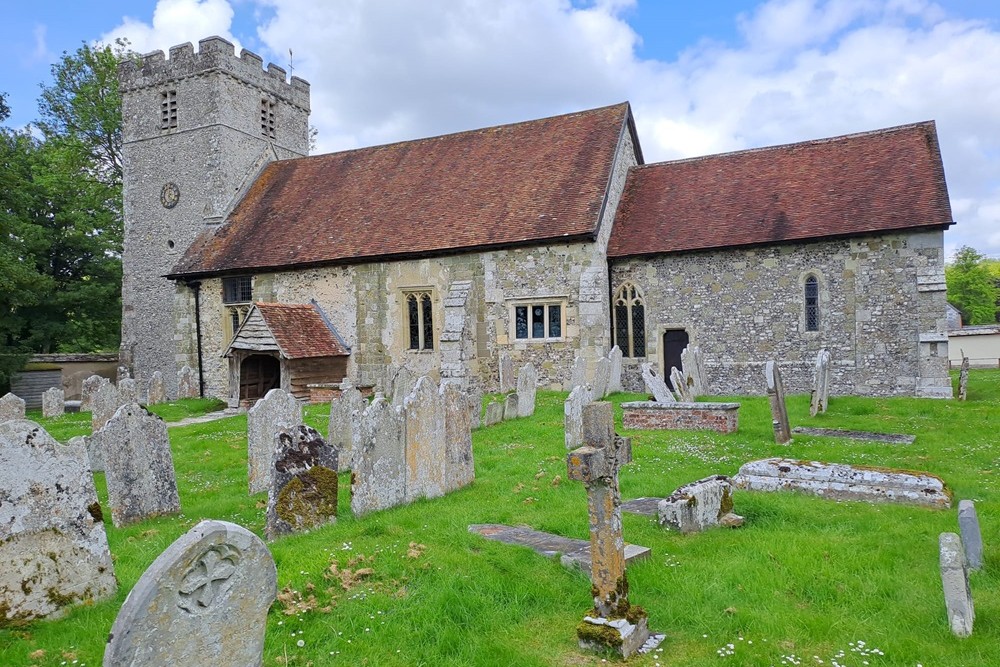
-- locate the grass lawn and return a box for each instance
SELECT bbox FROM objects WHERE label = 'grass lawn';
[3,372,999,666]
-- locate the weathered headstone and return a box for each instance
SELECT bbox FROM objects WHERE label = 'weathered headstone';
[80,374,106,412]
[404,376,447,500]
[247,388,302,495]
[608,345,623,394]
[567,402,651,657]
[958,355,970,401]
[568,354,587,391]
[118,377,139,404]
[939,532,974,637]
[351,397,406,516]
[328,382,366,472]
[958,500,983,571]
[389,364,416,407]
[177,365,198,399]
[503,392,519,421]
[670,366,693,402]
[641,362,675,403]
[592,357,611,399]
[147,370,166,405]
[266,425,338,539]
[0,420,117,624]
[499,352,515,393]
[42,387,65,418]
[0,392,26,423]
[101,403,181,527]
[484,400,504,426]
[103,520,275,666]
[809,348,832,416]
[564,384,593,450]
[680,344,709,397]
[657,476,743,533]
[516,362,537,417]
[442,382,475,491]
[765,360,792,445]
[91,381,122,433]
[468,387,483,430]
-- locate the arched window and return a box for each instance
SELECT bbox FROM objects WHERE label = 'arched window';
[613,283,646,357]
[405,291,434,350]
[804,274,819,332]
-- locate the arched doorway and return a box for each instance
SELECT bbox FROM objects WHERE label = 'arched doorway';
[662,329,689,390]
[240,354,280,401]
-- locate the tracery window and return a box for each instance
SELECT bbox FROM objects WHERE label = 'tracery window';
[160,90,177,129]
[804,274,820,332]
[613,283,646,357]
[406,291,434,350]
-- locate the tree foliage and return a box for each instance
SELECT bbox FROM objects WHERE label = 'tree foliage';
[946,246,1000,325]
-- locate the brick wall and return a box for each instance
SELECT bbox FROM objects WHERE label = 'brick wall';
[621,401,740,434]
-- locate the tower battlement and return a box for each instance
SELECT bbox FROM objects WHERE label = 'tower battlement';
[119,36,309,112]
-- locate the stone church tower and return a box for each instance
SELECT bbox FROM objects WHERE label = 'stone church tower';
[118,37,310,396]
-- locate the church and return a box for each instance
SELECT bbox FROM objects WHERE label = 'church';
[118,36,955,405]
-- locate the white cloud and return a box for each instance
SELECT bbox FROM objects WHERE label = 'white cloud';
[31,24,53,64]
[99,0,240,55]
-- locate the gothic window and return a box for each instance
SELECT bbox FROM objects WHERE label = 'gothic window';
[613,283,646,357]
[804,274,820,332]
[512,301,564,341]
[405,291,434,350]
[222,276,253,342]
[260,99,276,139]
[160,90,177,129]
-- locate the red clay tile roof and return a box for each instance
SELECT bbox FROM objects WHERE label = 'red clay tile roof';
[256,302,349,359]
[607,121,954,258]
[170,103,636,278]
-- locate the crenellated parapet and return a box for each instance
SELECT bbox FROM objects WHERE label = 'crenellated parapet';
[119,36,309,112]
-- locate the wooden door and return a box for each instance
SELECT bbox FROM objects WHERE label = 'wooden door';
[240,355,281,401]
[662,329,689,390]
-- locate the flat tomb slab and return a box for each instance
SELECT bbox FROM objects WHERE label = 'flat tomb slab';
[621,497,663,516]
[791,427,915,444]
[621,401,740,434]
[733,457,951,508]
[468,524,650,575]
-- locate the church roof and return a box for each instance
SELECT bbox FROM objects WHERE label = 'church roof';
[171,103,637,278]
[226,302,350,359]
[607,121,954,258]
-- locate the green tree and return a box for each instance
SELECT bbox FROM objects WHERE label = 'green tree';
[946,246,1000,325]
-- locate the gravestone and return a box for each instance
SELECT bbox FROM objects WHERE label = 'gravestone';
[567,402,651,657]
[640,363,675,403]
[564,384,593,450]
[468,524,650,574]
[809,348,832,416]
[608,345,623,394]
[404,376,447,500]
[517,362,537,417]
[483,400,503,426]
[117,365,130,383]
[42,387,65,418]
[147,371,166,405]
[80,374,106,412]
[101,403,181,527]
[247,388,302,495]
[468,387,483,430]
[266,425,339,539]
[568,355,587,391]
[592,357,611,399]
[958,355,970,401]
[91,381,122,433]
[103,520,275,666]
[503,392,519,421]
[389,364,416,407]
[177,365,198,399]
[657,475,743,533]
[0,420,117,623]
[765,361,792,445]
[442,382,475,491]
[0,392,26,423]
[958,500,983,571]
[939,532,974,637]
[351,397,406,516]
[328,382,366,472]
[118,377,139,404]
[670,366,693,402]
[499,353,515,393]
[791,426,915,444]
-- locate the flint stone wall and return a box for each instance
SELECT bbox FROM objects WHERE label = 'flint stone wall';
[621,401,740,434]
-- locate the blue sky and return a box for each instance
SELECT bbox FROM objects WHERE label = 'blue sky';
[3,1,999,257]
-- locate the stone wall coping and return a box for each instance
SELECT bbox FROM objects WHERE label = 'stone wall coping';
[621,400,741,410]
[949,325,1000,337]
[29,353,120,363]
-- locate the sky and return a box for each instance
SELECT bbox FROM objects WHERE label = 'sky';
[2,0,999,259]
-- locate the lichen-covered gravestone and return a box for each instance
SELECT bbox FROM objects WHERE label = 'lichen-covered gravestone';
[42,387,65,418]
[680,344,708,397]
[809,348,832,416]
[101,403,181,527]
[443,382,475,491]
[118,377,139,404]
[147,370,166,405]
[483,400,503,426]
[958,355,970,401]
[468,387,483,430]
[568,354,587,391]
[0,392,26,423]
[516,362,537,417]
[608,345,623,394]
[592,357,611,399]
[670,366,693,402]
[564,384,593,450]
[404,376,447,500]
[247,388,302,495]
[389,364,417,407]
[351,397,406,516]
[80,374,106,412]
[641,362,675,403]
[499,352,515,392]
[958,500,983,571]
[328,382,366,472]
[177,365,198,399]
[91,381,122,433]
[0,420,117,624]
[939,532,974,637]
[765,361,792,445]
[503,392,519,421]
[657,476,744,533]
[103,520,275,666]
[266,425,338,539]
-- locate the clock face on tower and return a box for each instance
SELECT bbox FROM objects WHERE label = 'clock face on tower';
[160,182,180,209]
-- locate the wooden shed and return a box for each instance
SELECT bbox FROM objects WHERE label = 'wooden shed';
[224,300,350,406]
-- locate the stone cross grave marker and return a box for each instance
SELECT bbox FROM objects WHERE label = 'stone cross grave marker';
[351,396,406,517]
[640,362,675,403]
[266,425,339,539]
[103,520,276,666]
[809,348,832,416]
[592,357,611,399]
[91,381,122,433]
[100,403,181,527]
[0,420,117,623]
[670,366,693,402]
[483,399,503,426]
[939,532,974,637]
[80,374,106,412]
[958,354,970,401]
[958,500,983,571]
[503,392,519,421]
[0,392,26,423]
[608,345,623,394]
[328,382,366,472]
[765,361,792,445]
[147,370,166,405]
[42,387,65,418]
[564,384,593,450]
[568,354,587,391]
[247,388,302,495]
[567,402,651,657]
[443,381,475,491]
[404,376,447,500]
[516,362,537,417]
[177,365,198,399]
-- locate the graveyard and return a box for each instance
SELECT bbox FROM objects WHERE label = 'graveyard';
[1,372,998,666]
